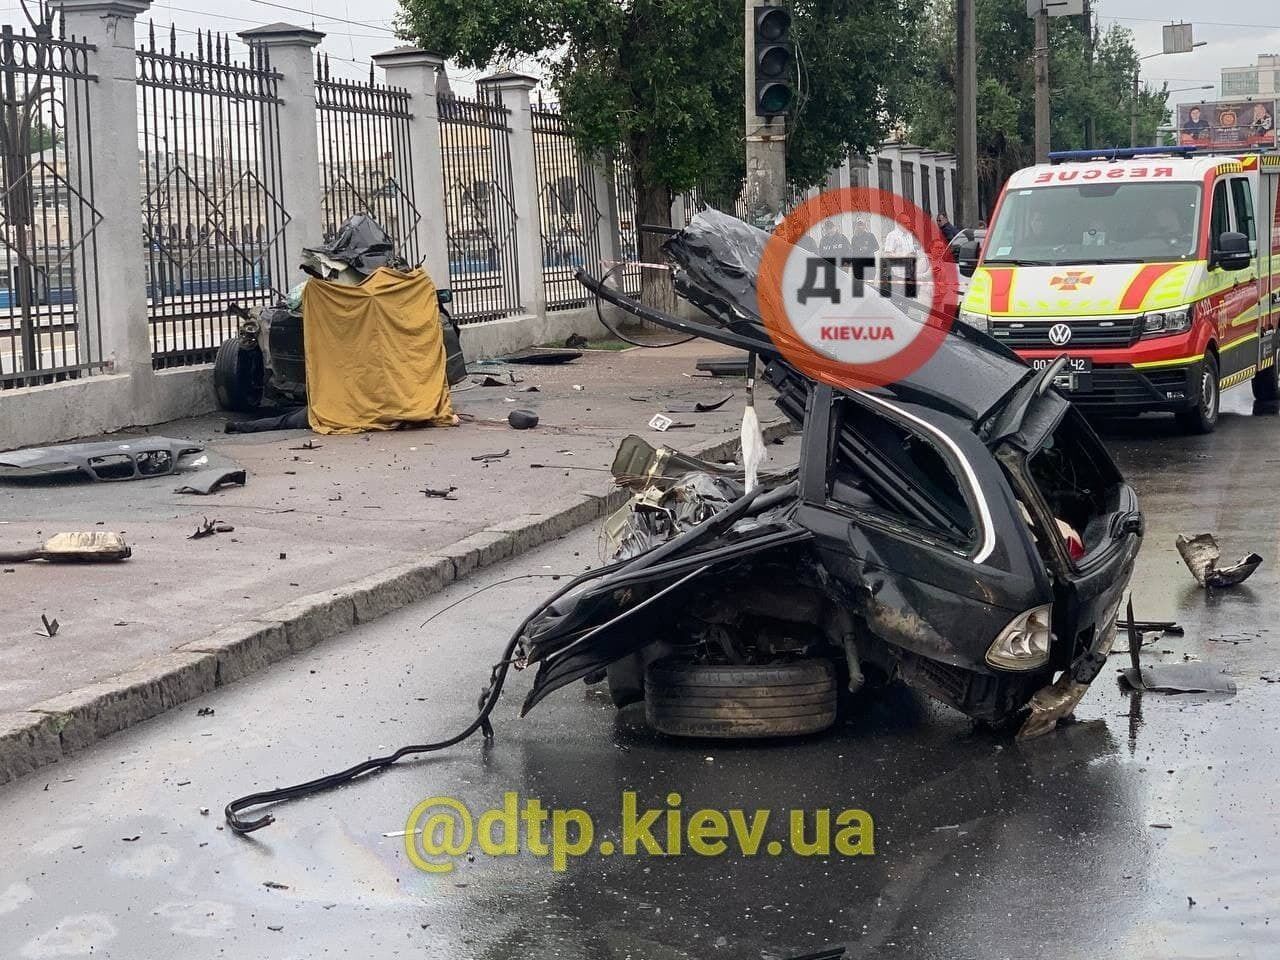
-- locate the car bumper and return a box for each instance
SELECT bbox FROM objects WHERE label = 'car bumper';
[1058,362,1198,412]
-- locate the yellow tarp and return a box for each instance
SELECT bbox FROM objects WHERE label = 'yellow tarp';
[302,267,456,434]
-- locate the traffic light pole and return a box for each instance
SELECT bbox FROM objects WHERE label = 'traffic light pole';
[955,0,979,228]
[744,0,787,229]
[1034,6,1051,162]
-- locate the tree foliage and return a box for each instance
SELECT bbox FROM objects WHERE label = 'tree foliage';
[906,0,1169,213]
[396,0,925,238]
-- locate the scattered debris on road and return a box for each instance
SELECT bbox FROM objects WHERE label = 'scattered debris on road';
[0,438,202,483]
[1176,532,1262,588]
[38,614,58,638]
[189,518,234,540]
[263,881,289,890]
[197,707,215,716]
[421,486,458,500]
[501,348,581,365]
[0,532,131,563]
[470,449,510,462]
[508,409,539,430]
[1119,603,1237,695]
[664,393,734,413]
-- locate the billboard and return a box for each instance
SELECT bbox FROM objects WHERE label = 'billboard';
[1178,100,1276,150]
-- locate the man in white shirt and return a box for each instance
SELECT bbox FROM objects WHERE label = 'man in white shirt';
[883,208,916,257]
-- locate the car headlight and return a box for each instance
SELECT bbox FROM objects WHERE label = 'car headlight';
[1141,307,1192,336]
[985,604,1052,671]
[958,309,989,332]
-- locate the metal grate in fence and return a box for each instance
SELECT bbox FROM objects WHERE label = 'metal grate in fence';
[438,92,520,323]
[531,104,602,311]
[610,149,640,296]
[137,25,290,368]
[0,19,104,390]
[316,55,419,264]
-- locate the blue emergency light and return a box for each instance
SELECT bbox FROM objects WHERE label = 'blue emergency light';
[1048,146,1198,163]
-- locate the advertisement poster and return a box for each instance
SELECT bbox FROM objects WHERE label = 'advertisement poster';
[1178,100,1276,149]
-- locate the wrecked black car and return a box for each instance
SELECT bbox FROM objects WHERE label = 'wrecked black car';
[514,210,1143,740]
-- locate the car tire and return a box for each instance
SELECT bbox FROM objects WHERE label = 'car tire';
[1251,355,1279,413]
[643,657,837,739]
[214,337,264,412]
[1176,354,1219,434]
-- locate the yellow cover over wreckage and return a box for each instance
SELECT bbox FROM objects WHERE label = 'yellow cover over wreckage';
[301,267,456,434]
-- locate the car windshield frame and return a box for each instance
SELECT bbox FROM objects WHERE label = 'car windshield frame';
[983,180,1203,266]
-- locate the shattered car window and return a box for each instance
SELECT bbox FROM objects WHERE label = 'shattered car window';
[1027,409,1122,554]
[828,395,976,544]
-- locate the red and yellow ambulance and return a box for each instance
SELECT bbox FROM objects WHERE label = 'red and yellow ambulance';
[959,147,1280,433]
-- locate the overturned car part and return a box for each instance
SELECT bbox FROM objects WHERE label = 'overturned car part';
[1175,532,1262,588]
[0,438,203,483]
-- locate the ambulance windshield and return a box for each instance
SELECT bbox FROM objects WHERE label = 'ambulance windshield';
[984,181,1202,265]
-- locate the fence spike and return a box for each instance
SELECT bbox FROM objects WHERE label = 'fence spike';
[223,33,231,64]
[169,22,176,55]
[147,18,154,51]
[196,28,204,59]
[368,60,374,85]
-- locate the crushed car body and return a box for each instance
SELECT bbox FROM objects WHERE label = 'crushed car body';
[514,210,1143,739]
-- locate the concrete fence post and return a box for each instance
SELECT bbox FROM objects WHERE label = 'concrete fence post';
[238,23,324,288]
[477,72,545,322]
[372,47,449,289]
[51,0,152,386]
[593,155,623,271]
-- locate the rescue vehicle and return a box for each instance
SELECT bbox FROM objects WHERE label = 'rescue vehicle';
[958,146,1280,433]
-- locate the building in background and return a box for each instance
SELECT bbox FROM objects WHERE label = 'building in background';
[1221,54,1280,97]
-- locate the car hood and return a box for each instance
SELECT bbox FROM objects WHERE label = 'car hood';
[666,209,1032,426]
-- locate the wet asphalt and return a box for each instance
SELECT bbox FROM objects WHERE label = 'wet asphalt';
[1,393,1278,960]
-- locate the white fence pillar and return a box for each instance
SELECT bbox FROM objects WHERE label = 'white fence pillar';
[478,72,545,320]
[593,156,623,269]
[373,47,449,288]
[52,0,151,382]
[238,23,323,288]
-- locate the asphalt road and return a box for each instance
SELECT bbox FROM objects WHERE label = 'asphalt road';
[1,391,1278,960]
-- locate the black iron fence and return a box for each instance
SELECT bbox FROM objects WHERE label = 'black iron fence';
[0,20,104,390]
[610,149,641,296]
[531,104,601,311]
[316,56,419,264]
[137,25,290,368]
[438,92,520,323]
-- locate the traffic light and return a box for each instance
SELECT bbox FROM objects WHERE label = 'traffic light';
[754,5,793,118]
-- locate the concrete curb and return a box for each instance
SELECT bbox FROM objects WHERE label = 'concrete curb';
[0,424,791,785]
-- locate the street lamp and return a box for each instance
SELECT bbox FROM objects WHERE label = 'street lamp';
[1133,41,1208,147]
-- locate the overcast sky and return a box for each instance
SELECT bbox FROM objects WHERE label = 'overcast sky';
[31,0,1280,105]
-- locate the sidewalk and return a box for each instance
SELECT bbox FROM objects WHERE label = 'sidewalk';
[0,341,791,778]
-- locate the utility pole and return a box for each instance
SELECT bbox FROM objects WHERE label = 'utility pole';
[1034,4,1051,161]
[744,1,789,229]
[955,0,978,227]
[1130,71,1140,147]
[1082,0,1096,148]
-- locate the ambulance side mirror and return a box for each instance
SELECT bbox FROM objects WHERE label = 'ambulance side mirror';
[955,238,981,278]
[1212,231,1251,272]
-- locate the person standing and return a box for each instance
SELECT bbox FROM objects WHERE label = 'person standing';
[850,217,879,258]
[883,208,916,257]
[818,218,853,260]
[935,211,960,242]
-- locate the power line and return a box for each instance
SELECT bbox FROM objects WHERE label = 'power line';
[150,3,392,40]
[1107,14,1280,32]
[240,0,397,34]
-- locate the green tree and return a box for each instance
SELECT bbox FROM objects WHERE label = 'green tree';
[396,0,924,304]
[905,0,1168,214]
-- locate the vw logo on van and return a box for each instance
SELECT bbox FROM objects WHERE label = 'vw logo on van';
[1048,323,1073,346]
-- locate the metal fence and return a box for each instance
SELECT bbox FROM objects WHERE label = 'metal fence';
[316,56,419,263]
[531,104,601,311]
[438,92,520,323]
[0,20,103,390]
[610,149,641,296]
[137,25,289,368]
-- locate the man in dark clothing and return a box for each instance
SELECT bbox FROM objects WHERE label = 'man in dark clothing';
[849,217,879,257]
[935,211,960,242]
[818,218,853,260]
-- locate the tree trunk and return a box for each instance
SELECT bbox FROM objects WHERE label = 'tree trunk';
[631,141,676,313]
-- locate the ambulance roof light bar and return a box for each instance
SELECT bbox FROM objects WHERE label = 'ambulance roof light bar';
[1047,146,1199,164]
